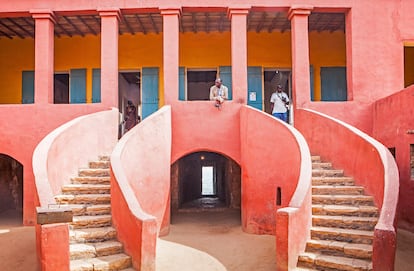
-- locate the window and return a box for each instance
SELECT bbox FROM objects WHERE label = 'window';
[187,70,217,101]
[321,67,347,101]
[54,73,69,104]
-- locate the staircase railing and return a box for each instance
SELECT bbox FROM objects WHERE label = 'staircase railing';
[295,108,399,271]
[32,108,119,271]
[110,106,172,271]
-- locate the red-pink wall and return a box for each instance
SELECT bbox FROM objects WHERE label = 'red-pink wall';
[0,104,109,225]
[373,85,414,232]
[295,108,399,270]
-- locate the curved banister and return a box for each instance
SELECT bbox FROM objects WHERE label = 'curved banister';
[295,108,399,270]
[33,108,119,207]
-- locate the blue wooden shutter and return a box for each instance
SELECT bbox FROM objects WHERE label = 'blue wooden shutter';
[22,71,34,104]
[321,67,347,101]
[219,66,232,100]
[70,69,86,103]
[179,67,185,101]
[247,66,263,110]
[141,67,159,119]
[92,69,101,103]
[310,65,315,101]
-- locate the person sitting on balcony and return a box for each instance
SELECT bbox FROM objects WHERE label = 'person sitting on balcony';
[270,85,290,123]
[209,78,228,109]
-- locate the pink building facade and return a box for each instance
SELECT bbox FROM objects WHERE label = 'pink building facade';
[0,0,413,270]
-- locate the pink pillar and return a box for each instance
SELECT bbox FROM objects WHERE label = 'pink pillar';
[31,10,55,104]
[161,9,180,105]
[228,8,249,104]
[99,9,120,108]
[288,6,313,109]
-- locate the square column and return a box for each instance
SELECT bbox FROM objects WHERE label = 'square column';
[31,10,56,104]
[161,9,181,105]
[99,9,120,108]
[288,6,313,108]
[228,8,249,104]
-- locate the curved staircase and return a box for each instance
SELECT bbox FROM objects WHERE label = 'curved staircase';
[296,156,378,271]
[54,156,135,271]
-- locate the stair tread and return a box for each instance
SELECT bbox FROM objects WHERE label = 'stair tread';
[313,194,373,199]
[63,184,111,189]
[312,215,378,222]
[298,252,372,270]
[70,253,131,271]
[70,226,117,243]
[311,226,374,237]
[70,240,123,259]
[312,185,364,189]
[313,204,378,213]
[307,239,372,251]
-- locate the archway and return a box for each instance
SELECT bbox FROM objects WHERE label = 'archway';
[0,154,23,224]
[171,151,241,211]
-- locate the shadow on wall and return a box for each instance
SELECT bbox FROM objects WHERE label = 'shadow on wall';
[0,154,23,218]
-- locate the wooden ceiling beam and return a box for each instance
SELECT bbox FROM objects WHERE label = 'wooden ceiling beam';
[149,14,159,34]
[77,16,97,35]
[63,16,84,37]
[205,12,210,33]
[0,29,13,39]
[135,14,147,34]
[122,15,135,35]
[0,20,24,38]
[268,12,280,33]
[6,18,34,38]
[191,13,197,33]
[256,12,267,33]
[218,13,223,33]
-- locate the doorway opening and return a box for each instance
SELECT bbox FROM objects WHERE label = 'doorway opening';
[264,69,292,122]
[0,154,23,225]
[171,151,241,211]
[54,73,69,104]
[187,69,217,101]
[404,46,414,88]
[119,71,141,137]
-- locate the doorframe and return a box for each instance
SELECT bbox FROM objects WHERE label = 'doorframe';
[185,67,219,101]
[119,69,141,135]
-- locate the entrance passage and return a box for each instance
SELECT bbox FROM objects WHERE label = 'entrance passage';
[0,154,23,224]
[119,71,140,136]
[170,151,241,211]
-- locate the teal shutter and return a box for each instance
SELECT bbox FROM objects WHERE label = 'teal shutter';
[321,67,347,101]
[22,71,34,104]
[179,67,185,101]
[70,69,86,103]
[142,67,159,119]
[310,65,315,101]
[219,66,232,100]
[247,66,263,110]
[92,69,101,103]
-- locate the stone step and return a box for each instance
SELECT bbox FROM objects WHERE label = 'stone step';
[89,161,110,169]
[55,194,111,205]
[62,184,110,195]
[312,185,365,195]
[63,204,111,216]
[71,215,112,229]
[312,204,379,217]
[313,215,378,231]
[71,176,111,185]
[312,177,355,186]
[312,195,374,206]
[297,252,372,271]
[78,168,110,177]
[306,239,372,260]
[312,169,344,177]
[70,240,123,260]
[120,269,136,271]
[311,156,321,162]
[99,155,110,161]
[311,226,374,245]
[70,226,117,243]
[70,253,131,271]
[312,162,332,169]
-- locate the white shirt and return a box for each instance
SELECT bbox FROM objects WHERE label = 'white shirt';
[270,91,289,114]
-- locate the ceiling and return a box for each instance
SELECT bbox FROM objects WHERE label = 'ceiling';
[0,12,345,39]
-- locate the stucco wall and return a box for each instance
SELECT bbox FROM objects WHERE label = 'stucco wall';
[373,85,414,232]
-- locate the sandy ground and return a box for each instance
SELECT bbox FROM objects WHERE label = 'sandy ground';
[1,208,414,271]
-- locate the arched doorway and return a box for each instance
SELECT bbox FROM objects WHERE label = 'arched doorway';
[171,151,241,211]
[0,154,23,224]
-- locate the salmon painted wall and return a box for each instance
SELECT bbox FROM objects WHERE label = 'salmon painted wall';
[373,85,414,232]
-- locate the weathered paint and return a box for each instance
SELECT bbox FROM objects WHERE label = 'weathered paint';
[295,108,399,270]
[373,85,414,233]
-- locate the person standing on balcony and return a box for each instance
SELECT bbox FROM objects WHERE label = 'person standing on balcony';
[124,100,138,132]
[210,78,228,109]
[270,85,290,123]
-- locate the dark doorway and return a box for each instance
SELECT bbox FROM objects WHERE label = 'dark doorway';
[405,46,414,88]
[119,71,141,137]
[0,154,23,224]
[187,70,217,101]
[54,73,69,104]
[171,151,241,211]
[264,69,291,115]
